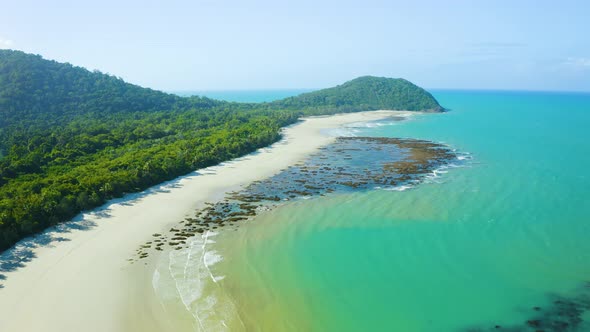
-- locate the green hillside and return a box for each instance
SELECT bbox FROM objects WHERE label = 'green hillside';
[272,76,443,113]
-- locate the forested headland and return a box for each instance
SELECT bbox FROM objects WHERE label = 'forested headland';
[0,49,442,251]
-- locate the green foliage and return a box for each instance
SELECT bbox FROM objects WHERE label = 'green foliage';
[0,50,442,251]
[270,76,443,114]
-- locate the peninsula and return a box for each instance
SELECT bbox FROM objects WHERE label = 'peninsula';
[0,49,442,251]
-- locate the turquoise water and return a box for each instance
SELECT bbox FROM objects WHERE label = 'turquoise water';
[204,90,590,331]
[154,90,590,331]
[171,89,313,103]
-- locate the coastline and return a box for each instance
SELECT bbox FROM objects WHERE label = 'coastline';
[0,110,414,332]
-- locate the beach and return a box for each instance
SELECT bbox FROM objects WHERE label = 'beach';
[0,110,412,332]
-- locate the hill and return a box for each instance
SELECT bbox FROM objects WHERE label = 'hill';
[272,76,443,113]
[0,49,443,250]
[0,50,221,129]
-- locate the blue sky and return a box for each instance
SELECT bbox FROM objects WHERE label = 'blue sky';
[1,0,589,91]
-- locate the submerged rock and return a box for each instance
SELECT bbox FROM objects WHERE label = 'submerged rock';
[132,136,461,258]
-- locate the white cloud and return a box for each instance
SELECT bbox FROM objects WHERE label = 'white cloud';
[0,37,14,49]
[563,57,590,69]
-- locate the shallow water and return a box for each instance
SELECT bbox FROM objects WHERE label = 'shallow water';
[161,90,590,331]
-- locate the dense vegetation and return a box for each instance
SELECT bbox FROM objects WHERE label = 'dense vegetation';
[0,49,442,251]
[271,76,443,114]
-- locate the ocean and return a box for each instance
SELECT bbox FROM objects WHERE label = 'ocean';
[172,89,313,103]
[158,89,590,331]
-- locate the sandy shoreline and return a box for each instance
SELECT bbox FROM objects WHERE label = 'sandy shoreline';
[0,110,414,332]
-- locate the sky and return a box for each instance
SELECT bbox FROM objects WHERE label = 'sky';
[1,0,589,91]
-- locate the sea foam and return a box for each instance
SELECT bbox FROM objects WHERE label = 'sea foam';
[151,230,244,332]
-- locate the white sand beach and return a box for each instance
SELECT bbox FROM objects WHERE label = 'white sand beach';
[0,110,413,332]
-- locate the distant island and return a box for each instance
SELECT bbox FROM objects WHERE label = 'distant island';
[0,49,442,251]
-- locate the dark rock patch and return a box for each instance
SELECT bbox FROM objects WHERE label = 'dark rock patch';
[132,136,460,260]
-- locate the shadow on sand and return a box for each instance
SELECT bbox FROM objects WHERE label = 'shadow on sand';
[0,170,200,289]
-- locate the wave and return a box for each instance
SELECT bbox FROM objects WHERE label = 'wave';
[324,127,360,137]
[325,116,410,137]
[153,230,244,332]
[381,151,473,192]
[345,120,399,129]
[386,184,415,192]
[425,151,473,184]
